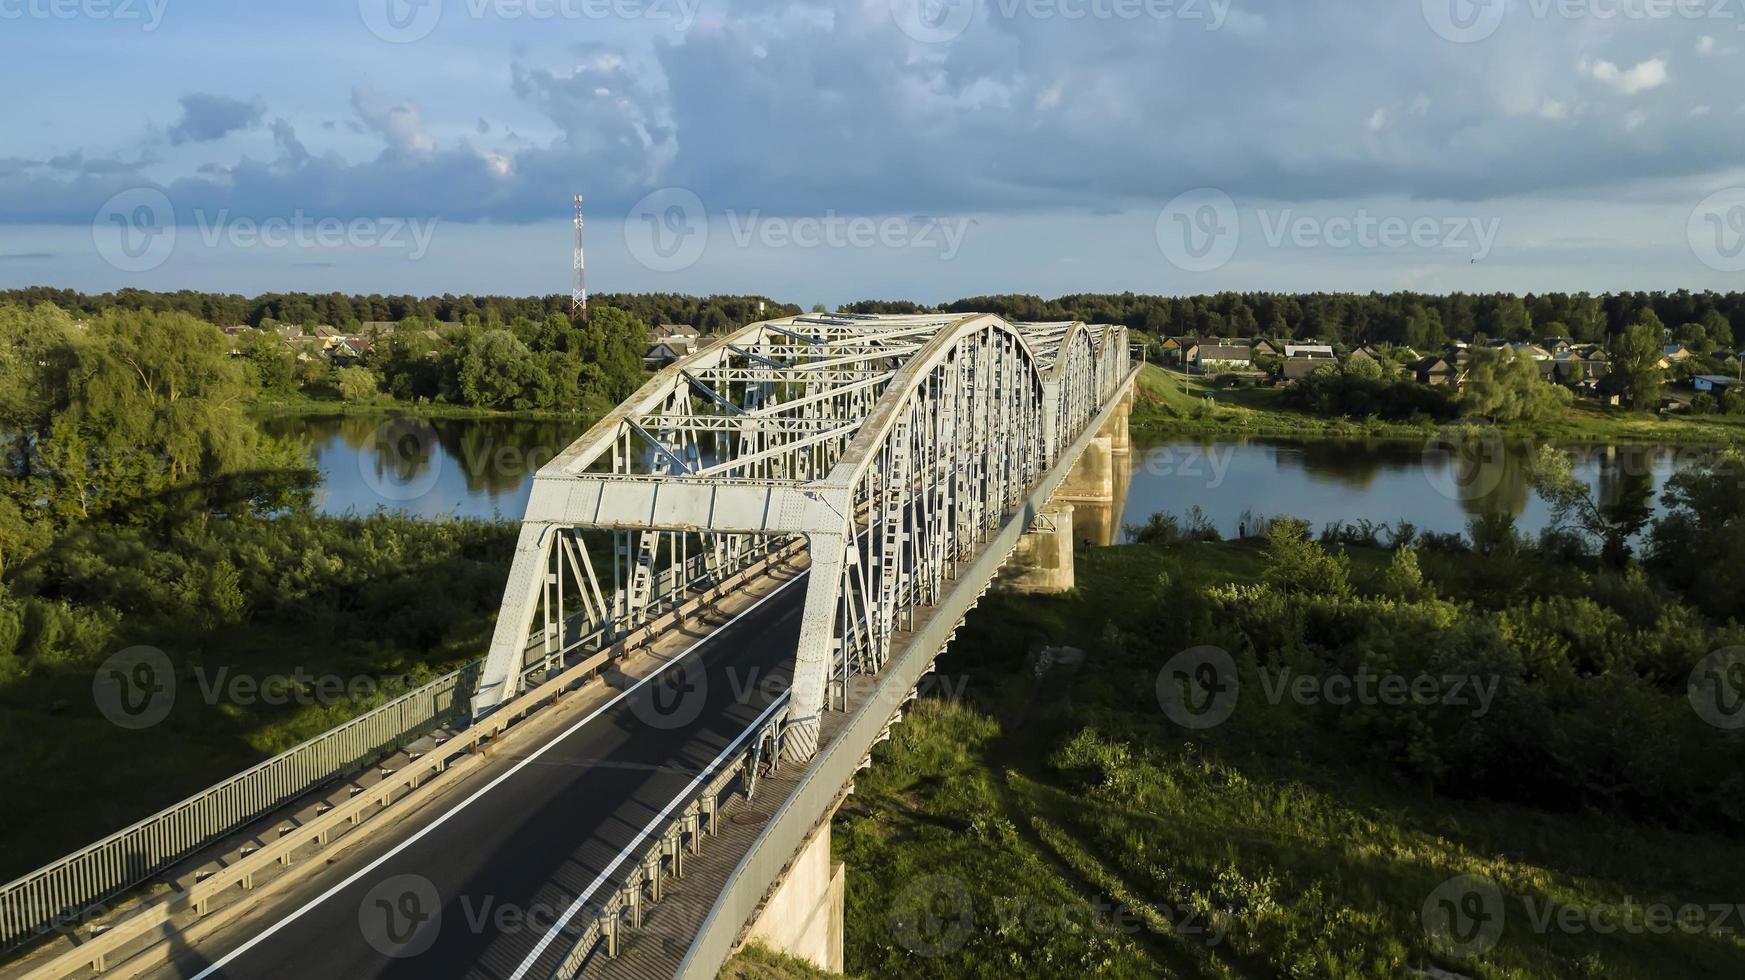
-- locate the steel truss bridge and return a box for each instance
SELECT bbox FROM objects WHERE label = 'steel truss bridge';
[2,312,1135,980]
[475,312,1132,760]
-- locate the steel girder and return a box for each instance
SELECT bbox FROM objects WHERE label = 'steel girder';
[471,313,1129,728]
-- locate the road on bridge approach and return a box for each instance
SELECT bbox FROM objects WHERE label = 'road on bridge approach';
[169,574,806,980]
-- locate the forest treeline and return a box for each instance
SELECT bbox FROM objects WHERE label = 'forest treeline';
[0,287,801,337]
[847,290,1744,351]
[10,287,1745,352]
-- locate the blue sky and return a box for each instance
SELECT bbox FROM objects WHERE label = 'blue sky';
[3,0,1745,307]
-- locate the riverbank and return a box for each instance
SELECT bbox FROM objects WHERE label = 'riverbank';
[831,538,1745,979]
[1133,363,1745,446]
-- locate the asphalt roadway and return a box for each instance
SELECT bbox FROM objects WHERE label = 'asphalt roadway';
[165,574,807,980]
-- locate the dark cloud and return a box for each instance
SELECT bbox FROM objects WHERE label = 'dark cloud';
[167,93,265,145]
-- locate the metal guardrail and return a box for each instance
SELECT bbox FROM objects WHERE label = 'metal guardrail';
[0,660,482,951]
[548,692,794,980]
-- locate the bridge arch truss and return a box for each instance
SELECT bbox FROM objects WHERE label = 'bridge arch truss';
[473,312,1129,755]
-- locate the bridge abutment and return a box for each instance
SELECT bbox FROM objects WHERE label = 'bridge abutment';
[744,814,845,972]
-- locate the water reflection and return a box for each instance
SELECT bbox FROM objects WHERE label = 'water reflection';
[1120,434,1692,542]
[258,413,594,519]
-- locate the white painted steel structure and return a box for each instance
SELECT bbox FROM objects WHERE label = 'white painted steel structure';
[474,313,1129,757]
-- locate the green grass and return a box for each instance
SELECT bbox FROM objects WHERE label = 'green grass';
[833,542,1745,979]
[1133,363,1745,446]
[719,944,851,979]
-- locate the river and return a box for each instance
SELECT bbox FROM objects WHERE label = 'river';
[263,414,1698,540]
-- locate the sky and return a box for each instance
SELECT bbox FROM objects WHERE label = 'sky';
[2,0,1745,308]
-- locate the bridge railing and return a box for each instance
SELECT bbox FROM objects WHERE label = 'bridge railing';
[546,691,794,979]
[0,659,481,952]
[0,539,775,955]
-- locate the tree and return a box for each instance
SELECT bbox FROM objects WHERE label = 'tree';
[1460,348,1570,422]
[1341,351,1383,381]
[74,309,255,489]
[574,306,649,403]
[1262,517,1351,597]
[241,330,294,394]
[457,329,537,408]
[1647,450,1745,617]
[1607,318,1664,410]
[1528,445,1652,566]
[337,366,379,402]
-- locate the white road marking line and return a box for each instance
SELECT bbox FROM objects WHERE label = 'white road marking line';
[188,570,805,980]
[506,690,792,979]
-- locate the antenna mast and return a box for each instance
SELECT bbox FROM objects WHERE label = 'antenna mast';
[572,194,588,322]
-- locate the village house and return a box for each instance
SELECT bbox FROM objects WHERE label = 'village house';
[1193,343,1254,373]
[1694,374,1743,395]
[644,324,701,370]
[1280,357,1332,384]
[1413,356,1458,387]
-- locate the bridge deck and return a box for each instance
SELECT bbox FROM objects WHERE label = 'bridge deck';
[142,568,808,980]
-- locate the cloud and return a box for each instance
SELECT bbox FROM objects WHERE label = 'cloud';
[167,93,264,145]
[1697,35,1716,55]
[350,89,435,155]
[1581,57,1668,95]
[5,0,1745,230]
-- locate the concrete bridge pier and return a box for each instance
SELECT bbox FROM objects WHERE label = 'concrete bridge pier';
[744,813,845,971]
[1000,390,1133,592]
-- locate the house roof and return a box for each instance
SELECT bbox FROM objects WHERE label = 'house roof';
[1284,344,1334,358]
[1283,358,1330,379]
[1196,344,1252,360]
[1695,375,1742,386]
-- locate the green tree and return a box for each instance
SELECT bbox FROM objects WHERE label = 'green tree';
[1262,517,1351,597]
[337,366,379,402]
[241,330,294,394]
[74,309,255,488]
[1528,445,1652,566]
[1460,349,1570,422]
[1647,450,1745,616]
[457,329,537,408]
[1607,318,1665,410]
[575,306,649,403]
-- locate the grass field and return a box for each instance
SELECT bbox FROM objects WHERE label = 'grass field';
[830,540,1745,979]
